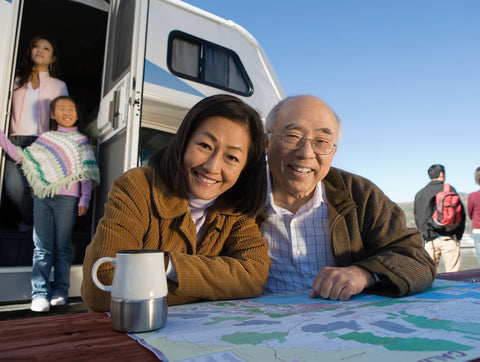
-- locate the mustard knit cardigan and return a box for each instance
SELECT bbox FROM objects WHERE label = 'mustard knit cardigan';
[81,166,270,311]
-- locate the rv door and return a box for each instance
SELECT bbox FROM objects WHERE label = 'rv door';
[94,0,148,227]
[0,0,21,195]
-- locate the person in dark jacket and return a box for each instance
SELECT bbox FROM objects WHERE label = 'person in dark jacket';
[414,164,465,272]
[258,95,435,301]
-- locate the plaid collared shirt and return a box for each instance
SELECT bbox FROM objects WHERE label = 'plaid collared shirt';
[261,176,334,293]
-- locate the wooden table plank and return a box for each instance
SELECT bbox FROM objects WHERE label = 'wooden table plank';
[0,312,158,361]
[1,269,479,361]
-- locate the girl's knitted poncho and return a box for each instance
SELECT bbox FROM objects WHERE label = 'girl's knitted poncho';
[18,130,100,198]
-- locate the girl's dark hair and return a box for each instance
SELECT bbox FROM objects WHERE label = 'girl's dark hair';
[149,94,267,217]
[49,96,81,130]
[475,167,480,186]
[16,35,62,89]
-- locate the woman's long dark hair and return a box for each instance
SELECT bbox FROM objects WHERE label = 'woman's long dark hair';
[149,94,267,217]
[16,35,62,89]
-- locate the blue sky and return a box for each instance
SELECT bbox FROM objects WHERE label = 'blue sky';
[183,0,480,203]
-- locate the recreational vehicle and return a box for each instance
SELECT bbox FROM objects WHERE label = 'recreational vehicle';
[0,0,284,302]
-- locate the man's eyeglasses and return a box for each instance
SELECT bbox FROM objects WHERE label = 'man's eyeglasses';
[270,131,337,155]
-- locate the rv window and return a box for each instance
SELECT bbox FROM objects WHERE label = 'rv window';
[171,38,200,78]
[168,31,253,96]
[103,0,135,96]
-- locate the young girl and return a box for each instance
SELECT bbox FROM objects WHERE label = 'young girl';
[5,35,68,231]
[0,96,99,312]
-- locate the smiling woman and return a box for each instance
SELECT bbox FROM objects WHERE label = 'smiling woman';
[183,116,250,201]
[81,94,271,311]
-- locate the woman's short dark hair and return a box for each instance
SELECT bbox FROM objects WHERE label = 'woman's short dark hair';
[149,94,267,217]
[49,95,81,130]
[17,35,62,88]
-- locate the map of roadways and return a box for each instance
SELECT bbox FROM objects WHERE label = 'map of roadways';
[130,279,480,362]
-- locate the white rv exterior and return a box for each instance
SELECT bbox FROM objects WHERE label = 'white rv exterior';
[0,0,284,302]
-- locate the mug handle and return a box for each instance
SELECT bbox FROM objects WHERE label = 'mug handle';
[91,256,116,292]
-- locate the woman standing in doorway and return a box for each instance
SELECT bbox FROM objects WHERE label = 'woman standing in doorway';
[4,35,68,232]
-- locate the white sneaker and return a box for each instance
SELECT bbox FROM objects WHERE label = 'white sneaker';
[31,297,50,312]
[50,295,66,306]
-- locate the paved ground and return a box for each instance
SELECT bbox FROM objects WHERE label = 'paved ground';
[0,297,88,321]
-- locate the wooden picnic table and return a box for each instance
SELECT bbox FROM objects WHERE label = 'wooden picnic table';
[1,269,479,361]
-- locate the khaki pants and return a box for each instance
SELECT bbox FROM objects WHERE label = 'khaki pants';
[425,236,460,272]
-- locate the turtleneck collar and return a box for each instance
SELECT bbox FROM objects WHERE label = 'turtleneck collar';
[188,194,216,239]
[188,194,216,209]
[57,125,78,133]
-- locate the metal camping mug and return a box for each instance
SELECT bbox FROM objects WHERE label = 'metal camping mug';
[91,250,168,332]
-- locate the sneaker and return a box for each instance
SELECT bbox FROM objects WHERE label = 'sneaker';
[50,295,66,306]
[31,297,50,312]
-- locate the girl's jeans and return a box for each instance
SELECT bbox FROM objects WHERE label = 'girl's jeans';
[31,195,78,300]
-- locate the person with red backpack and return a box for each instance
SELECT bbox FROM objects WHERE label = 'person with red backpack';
[414,164,466,272]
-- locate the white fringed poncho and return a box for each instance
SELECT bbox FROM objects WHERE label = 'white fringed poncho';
[18,130,100,198]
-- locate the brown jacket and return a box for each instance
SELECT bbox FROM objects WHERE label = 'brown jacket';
[258,167,436,297]
[81,167,270,311]
[325,168,436,296]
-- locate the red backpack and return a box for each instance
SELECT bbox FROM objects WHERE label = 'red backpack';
[431,183,463,232]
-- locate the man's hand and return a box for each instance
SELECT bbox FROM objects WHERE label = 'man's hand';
[309,265,376,301]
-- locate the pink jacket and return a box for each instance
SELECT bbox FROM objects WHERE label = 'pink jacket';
[9,72,68,136]
[468,190,480,229]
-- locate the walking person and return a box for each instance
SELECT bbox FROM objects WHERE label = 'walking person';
[4,35,68,232]
[0,96,99,312]
[468,167,480,264]
[414,164,465,272]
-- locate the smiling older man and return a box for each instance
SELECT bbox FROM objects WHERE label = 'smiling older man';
[259,95,435,301]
